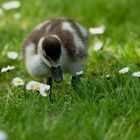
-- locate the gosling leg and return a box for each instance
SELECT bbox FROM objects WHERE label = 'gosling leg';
[46,77,52,98]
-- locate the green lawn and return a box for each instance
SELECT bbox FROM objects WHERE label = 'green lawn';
[0,0,140,140]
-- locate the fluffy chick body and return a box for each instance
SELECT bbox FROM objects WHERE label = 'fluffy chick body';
[22,18,89,79]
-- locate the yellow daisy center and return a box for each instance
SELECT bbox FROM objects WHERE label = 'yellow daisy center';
[16,80,21,83]
[35,85,40,91]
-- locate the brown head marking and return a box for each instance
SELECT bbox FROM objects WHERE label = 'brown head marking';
[42,36,61,61]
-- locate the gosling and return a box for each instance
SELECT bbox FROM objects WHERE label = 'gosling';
[22,18,89,91]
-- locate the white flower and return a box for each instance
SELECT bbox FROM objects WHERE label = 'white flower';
[34,83,50,97]
[119,67,129,74]
[33,82,50,91]
[12,77,24,86]
[26,81,50,97]
[93,41,103,52]
[13,13,21,19]
[7,51,18,60]
[2,1,20,10]
[89,25,105,35]
[132,71,140,77]
[1,65,15,73]
[0,130,7,140]
[76,71,83,76]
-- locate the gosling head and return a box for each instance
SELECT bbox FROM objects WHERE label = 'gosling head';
[38,35,63,83]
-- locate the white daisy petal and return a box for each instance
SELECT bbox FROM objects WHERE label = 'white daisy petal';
[2,1,20,10]
[45,85,50,91]
[119,67,129,74]
[26,84,32,90]
[12,77,24,86]
[7,51,18,60]
[40,91,48,97]
[132,71,140,77]
[93,41,103,52]
[1,68,7,73]
[1,65,15,73]
[26,81,38,90]
[39,83,50,92]
[7,66,15,70]
[0,130,8,140]
[89,25,105,35]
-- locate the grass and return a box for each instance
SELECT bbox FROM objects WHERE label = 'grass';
[0,0,140,139]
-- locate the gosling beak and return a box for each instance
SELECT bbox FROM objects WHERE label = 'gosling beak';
[51,66,63,83]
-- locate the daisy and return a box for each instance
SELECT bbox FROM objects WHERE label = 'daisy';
[1,65,15,73]
[32,82,42,91]
[12,77,24,86]
[26,81,50,97]
[33,82,50,91]
[7,51,18,60]
[2,1,20,10]
[89,25,105,35]
[0,130,7,140]
[93,41,103,52]
[132,71,140,78]
[119,67,129,74]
